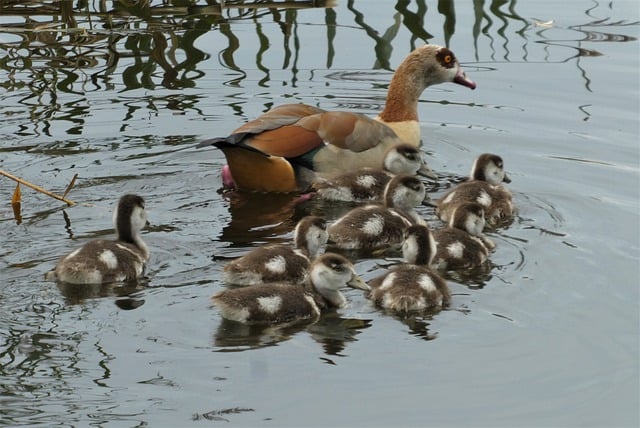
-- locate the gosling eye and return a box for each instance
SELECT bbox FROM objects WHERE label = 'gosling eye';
[335,265,348,273]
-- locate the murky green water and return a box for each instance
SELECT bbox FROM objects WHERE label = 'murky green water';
[1,1,638,426]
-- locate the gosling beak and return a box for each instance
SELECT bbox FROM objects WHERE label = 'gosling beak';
[417,162,438,180]
[503,173,512,184]
[347,273,370,291]
[421,192,433,206]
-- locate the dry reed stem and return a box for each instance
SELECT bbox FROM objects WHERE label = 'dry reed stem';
[1,170,76,206]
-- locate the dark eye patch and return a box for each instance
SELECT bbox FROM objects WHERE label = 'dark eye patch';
[436,48,456,69]
[331,262,346,272]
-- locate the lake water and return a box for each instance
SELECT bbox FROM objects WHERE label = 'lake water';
[1,1,638,426]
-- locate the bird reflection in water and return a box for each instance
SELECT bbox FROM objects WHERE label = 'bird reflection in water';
[393,313,439,342]
[306,312,372,358]
[56,281,145,309]
[218,190,358,247]
[213,312,372,354]
[213,317,311,350]
[218,192,310,246]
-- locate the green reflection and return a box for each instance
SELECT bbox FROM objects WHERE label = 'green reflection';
[0,0,635,138]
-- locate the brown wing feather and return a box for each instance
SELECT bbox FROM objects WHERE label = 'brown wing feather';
[209,106,399,158]
[296,112,399,152]
[233,104,326,135]
[243,126,324,158]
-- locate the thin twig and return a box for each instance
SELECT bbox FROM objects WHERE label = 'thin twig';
[62,173,78,199]
[1,170,76,206]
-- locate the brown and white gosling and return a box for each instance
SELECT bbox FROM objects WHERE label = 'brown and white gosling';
[436,153,514,227]
[432,202,494,272]
[327,174,427,251]
[46,194,149,284]
[212,253,370,324]
[367,224,450,312]
[312,144,435,202]
[222,216,328,286]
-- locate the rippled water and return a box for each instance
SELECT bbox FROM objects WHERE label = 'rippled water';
[1,1,638,426]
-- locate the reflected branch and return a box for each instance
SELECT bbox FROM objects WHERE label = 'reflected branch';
[255,22,271,87]
[489,0,511,61]
[437,0,456,47]
[395,0,432,48]
[347,0,399,70]
[218,22,246,87]
[325,7,337,68]
[288,9,301,86]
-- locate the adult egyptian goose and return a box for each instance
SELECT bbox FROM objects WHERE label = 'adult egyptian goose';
[436,153,514,227]
[199,44,476,192]
[46,194,150,284]
[212,253,369,324]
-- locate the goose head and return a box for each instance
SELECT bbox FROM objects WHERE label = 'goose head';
[402,224,437,266]
[310,253,369,307]
[381,45,476,120]
[470,153,511,185]
[395,45,476,93]
[113,194,148,252]
[294,216,328,259]
[383,174,427,212]
[449,202,487,236]
[383,144,436,179]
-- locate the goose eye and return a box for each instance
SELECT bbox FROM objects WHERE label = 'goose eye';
[436,49,456,68]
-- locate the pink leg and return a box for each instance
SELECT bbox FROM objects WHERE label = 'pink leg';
[221,165,237,190]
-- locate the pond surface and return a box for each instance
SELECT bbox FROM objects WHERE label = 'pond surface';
[1,1,638,426]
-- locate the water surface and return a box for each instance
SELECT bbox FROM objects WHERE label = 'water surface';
[1,1,638,426]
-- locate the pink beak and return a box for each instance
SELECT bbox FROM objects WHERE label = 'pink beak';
[454,67,477,90]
